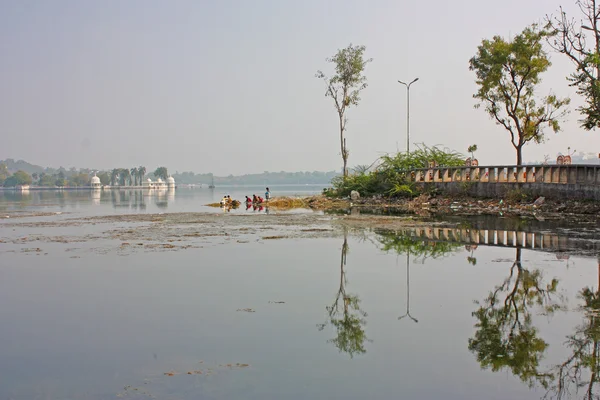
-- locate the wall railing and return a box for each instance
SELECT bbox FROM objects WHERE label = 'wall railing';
[405,164,600,185]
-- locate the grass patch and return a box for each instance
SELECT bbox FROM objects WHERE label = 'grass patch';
[266,197,307,208]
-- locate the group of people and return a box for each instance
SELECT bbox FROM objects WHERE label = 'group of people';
[245,188,271,205]
[219,195,239,207]
[219,188,271,208]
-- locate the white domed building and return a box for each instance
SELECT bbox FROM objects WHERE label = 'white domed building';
[167,176,175,189]
[91,174,101,189]
[143,176,174,189]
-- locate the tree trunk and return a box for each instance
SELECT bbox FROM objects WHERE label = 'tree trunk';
[516,146,523,166]
[339,116,347,177]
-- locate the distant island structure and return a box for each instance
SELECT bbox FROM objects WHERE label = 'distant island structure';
[143,176,176,190]
[90,173,176,190]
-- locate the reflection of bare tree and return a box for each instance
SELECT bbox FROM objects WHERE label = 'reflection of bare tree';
[317,230,369,358]
[545,260,600,400]
[466,244,477,266]
[469,248,563,388]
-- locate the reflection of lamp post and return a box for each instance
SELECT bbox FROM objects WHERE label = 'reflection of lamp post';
[398,78,419,153]
[399,252,418,323]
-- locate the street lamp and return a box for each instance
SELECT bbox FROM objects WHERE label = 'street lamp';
[398,77,419,153]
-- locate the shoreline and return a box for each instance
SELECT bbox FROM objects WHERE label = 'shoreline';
[279,195,600,221]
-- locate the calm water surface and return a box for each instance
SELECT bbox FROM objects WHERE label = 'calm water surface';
[0,189,599,399]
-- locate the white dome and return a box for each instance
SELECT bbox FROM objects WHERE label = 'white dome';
[157,178,163,183]
[91,176,100,184]
[167,176,175,183]
[147,178,152,182]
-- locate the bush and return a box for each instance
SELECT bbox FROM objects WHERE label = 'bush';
[330,144,465,198]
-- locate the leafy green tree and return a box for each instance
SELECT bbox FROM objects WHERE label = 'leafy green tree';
[110,169,119,186]
[3,176,18,187]
[121,168,131,186]
[547,1,600,130]
[98,172,110,185]
[12,170,32,185]
[130,167,138,186]
[468,144,478,160]
[39,173,54,187]
[468,248,563,388]
[469,24,570,165]
[137,166,146,186]
[317,232,369,358]
[316,44,372,177]
[68,173,90,186]
[0,162,9,185]
[153,167,168,181]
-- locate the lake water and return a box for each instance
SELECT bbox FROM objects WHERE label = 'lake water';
[1,188,599,399]
[0,185,326,216]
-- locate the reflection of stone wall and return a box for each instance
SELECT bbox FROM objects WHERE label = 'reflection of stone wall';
[397,226,600,256]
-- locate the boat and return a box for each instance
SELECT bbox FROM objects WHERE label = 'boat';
[208,176,215,189]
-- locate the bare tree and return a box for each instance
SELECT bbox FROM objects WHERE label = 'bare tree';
[547,1,600,130]
[316,44,372,177]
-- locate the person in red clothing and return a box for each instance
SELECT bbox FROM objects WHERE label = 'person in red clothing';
[245,195,252,203]
[258,196,264,203]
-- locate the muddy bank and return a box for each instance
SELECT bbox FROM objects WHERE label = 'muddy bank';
[299,195,600,221]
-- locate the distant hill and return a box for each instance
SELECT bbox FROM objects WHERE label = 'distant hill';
[1,159,47,174]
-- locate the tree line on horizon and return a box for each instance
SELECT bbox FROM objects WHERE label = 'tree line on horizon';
[0,159,339,187]
[317,0,599,174]
[0,162,170,188]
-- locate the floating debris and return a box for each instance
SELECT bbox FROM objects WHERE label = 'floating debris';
[268,301,285,304]
[236,308,255,312]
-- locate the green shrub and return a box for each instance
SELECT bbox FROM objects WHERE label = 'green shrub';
[330,144,465,198]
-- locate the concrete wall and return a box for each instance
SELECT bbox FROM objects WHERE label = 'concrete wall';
[408,164,600,201]
[415,181,600,201]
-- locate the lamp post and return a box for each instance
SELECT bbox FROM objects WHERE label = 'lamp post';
[398,78,419,153]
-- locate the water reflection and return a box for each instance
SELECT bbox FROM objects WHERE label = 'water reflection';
[398,252,418,323]
[317,229,369,358]
[468,247,564,388]
[0,188,175,211]
[545,260,600,399]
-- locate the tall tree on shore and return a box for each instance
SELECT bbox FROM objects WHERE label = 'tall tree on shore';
[316,44,372,177]
[138,166,146,186]
[130,167,138,186]
[469,24,570,165]
[111,169,119,186]
[121,168,131,186]
[153,167,168,181]
[547,1,600,130]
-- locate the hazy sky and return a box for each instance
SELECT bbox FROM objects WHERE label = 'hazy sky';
[1,0,598,175]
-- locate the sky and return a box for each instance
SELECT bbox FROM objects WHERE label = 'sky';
[0,0,598,175]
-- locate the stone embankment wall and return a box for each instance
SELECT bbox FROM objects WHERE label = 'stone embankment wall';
[410,164,600,201]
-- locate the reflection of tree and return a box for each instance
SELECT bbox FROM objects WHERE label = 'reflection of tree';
[545,261,600,399]
[376,229,462,262]
[469,248,563,388]
[317,231,369,358]
[466,245,477,266]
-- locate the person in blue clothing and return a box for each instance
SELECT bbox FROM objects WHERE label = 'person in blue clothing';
[265,187,271,201]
